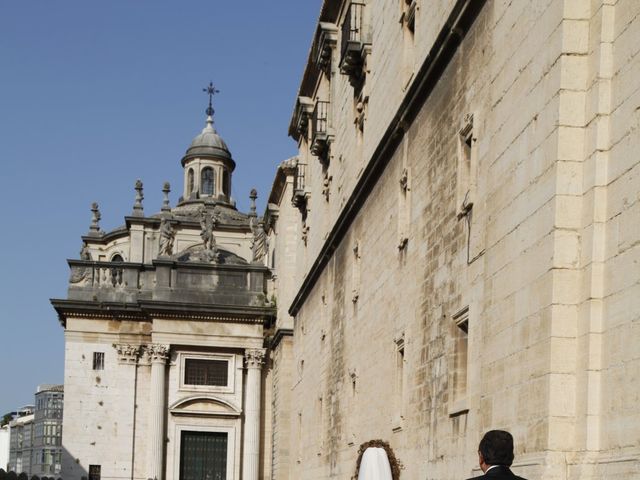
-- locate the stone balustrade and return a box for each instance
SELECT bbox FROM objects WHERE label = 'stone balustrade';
[67,259,270,307]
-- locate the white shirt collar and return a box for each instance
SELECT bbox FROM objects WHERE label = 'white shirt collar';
[485,465,500,473]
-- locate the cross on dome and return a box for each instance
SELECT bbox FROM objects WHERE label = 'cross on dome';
[203,81,220,118]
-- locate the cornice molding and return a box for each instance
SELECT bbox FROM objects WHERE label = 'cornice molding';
[51,298,275,327]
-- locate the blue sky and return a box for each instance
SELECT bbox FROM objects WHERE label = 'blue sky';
[0,1,319,414]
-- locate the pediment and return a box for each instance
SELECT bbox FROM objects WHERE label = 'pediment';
[169,395,241,417]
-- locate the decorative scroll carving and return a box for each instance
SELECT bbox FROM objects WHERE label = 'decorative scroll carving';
[114,344,142,364]
[399,168,409,192]
[146,344,170,363]
[244,348,266,369]
[71,242,92,284]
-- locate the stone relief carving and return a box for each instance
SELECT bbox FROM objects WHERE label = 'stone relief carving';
[70,242,92,284]
[114,343,142,364]
[146,344,170,363]
[399,167,409,192]
[158,218,175,257]
[322,173,332,202]
[244,348,266,369]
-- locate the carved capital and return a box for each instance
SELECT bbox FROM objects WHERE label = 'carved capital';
[146,344,170,364]
[114,343,142,364]
[244,348,266,369]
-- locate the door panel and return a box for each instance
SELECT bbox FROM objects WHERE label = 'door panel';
[179,431,228,480]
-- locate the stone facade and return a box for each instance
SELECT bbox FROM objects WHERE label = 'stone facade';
[274,0,640,479]
[52,112,275,480]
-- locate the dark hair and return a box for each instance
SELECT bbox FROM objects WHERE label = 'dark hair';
[354,439,402,480]
[479,430,515,466]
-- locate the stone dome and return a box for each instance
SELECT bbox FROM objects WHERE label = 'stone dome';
[182,116,232,163]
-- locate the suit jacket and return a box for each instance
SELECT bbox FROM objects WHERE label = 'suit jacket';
[466,465,527,480]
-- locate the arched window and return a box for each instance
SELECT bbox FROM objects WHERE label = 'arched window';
[111,254,123,262]
[201,167,215,196]
[187,168,194,195]
[222,170,230,196]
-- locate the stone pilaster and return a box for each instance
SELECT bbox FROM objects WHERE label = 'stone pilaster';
[113,344,142,479]
[242,348,266,480]
[147,344,169,480]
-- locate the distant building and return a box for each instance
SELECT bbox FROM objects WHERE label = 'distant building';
[0,423,10,471]
[8,406,34,474]
[33,385,64,477]
[7,385,64,477]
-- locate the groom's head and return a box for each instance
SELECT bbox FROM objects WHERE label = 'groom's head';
[478,430,514,467]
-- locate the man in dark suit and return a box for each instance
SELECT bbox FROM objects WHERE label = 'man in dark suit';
[466,430,528,479]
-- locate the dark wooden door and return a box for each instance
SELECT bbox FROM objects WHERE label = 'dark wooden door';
[179,431,227,480]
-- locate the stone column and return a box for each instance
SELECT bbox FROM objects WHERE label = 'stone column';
[242,348,266,480]
[147,344,169,480]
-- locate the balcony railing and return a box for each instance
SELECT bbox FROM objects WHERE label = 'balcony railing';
[340,2,368,87]
[292,162,307,211]
[311,100,331,162]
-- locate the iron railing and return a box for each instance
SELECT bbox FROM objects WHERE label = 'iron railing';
[312,100,330,141]
[341,2,365,59]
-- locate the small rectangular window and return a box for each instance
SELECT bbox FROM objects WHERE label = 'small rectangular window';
[184,359,228,387]
[450,307,469,416]
[92,352,105,370]
[457,114,476,218]
[89,464,101,480]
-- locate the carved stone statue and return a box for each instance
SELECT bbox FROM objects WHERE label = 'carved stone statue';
[199,207,219,262]
[80,241,92,261]
[70,242,92,284]
[252,219,268,264]
[158,218,175,257]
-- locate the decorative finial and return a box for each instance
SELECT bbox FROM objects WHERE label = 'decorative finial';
[132,179,144,216]
[161,182,171,212]
[249,189,258,218]
[203,81,220,119]
[89,202,102,236]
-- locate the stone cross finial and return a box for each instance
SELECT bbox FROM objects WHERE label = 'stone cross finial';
[161,182,171,212]
[132,179,144,216]
[249,188,258,218]
[88,202,102,236]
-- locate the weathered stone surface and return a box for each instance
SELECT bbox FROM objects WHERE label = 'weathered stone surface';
[274,0,640,479]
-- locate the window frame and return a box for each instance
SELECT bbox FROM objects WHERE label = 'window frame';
[179,353,235,394]
[200,167,216,196]
[449,306,470,417]
[88,464,101,480]
[187,168,195,196]
[92,351,105,371]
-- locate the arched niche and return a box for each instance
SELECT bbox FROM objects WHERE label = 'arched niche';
[169,395,241,418]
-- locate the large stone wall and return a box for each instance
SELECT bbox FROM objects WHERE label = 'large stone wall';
[279,0,640,479]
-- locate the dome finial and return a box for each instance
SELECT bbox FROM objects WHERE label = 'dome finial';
[203,81,220,121]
